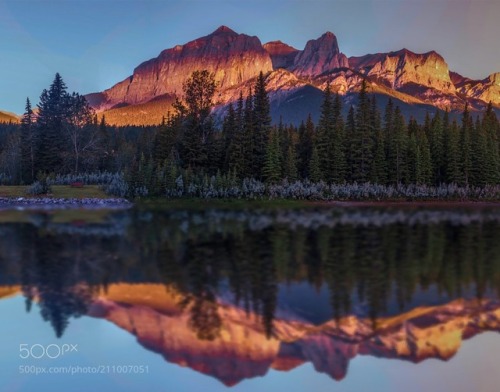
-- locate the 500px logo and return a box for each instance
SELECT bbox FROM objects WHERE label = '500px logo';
[19,344,78,359]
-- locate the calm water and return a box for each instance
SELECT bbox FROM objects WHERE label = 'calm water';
[1,203,500,392]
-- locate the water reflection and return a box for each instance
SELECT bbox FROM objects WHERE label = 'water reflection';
[1,205,500,385]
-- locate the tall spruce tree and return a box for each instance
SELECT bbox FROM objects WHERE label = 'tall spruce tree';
[444,115,461,183]
[482,102,500,184]
[470,115,488,186]
[309,146,321,183]
[263,128,282,184]
[297,115,315,179]
[36,73,69,173]
[386,106,408,184]
[369,96,386,183]
[20,98,36,183]
[252,72,272,179]
[242,89,255,178]
[429,111,445,184]
[350,80,373,182]
[459,103,473,186]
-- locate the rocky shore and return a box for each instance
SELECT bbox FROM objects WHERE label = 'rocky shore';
[0,197,132,209]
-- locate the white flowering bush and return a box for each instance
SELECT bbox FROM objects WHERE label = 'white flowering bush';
[48,172,123,186]
[102,176,128,198]
[26,180,51,196]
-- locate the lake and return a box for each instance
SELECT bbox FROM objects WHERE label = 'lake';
[0,203,499,392]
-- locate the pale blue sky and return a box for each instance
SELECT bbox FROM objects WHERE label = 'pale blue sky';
[0,0,499,114]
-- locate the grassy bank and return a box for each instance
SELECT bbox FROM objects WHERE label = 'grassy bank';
[136,198,314,211]
[0,185,110,199]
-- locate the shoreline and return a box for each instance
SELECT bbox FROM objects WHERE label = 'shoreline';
[0,197,499,211]
[0,197,132,210]
[310,200,500,208]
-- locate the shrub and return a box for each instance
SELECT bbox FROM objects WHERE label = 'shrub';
[26,179,51,196]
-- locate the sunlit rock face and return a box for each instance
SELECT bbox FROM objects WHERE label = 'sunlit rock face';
[263,41,299,70]
[349,49,458,106]
[291,32,349,78]
[88,284,500,386]
[92,26,273,111]
[454,72,500,106]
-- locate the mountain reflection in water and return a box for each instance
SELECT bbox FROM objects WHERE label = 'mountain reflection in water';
[1,205,499,386]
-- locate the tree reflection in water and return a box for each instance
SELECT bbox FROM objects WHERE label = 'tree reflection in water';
[1,206,499,340]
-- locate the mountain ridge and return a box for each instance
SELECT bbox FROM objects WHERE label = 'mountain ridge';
[76,25,499,125]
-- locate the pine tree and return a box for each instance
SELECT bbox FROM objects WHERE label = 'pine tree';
[154,112,178,167]
[407,118,419,183]
[226,96,246,178]
[459,103,473,186]
[482,102,500,184]
[284,143,298,181]
[223,103,237,170]
[407,118,432,184]
[98,115,112,171]
[20,98,36,183]
[429,111,445,184]
[470,115,488,186]
[252,72,272,179]
[387,106,408,184]
[263,129,282,184]
[242,89,254,178]
[309,146,321,183]
[317,83,334,181]
[369,96,386,183]
[345,105,356,180]
[444,115,461,183]
[297,116,315,179]
[36,73,69,173]
[418,130,432,185]
[331,93,346,183]
[350,80,373,182]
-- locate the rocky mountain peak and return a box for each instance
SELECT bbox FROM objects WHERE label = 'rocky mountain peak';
[212,25,237,35]
[292,31,349,77]
[349,48,455,99]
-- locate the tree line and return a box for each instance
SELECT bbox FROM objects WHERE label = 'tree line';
[135,70,500,191]
[0,71,499,190]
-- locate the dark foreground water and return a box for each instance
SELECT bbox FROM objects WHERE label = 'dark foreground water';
[0,203,499,392]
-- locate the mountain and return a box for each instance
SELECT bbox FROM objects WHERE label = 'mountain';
[88,283,500,386]
[86,26,500,126]
[90,26,272,112]
[0,110,19,123]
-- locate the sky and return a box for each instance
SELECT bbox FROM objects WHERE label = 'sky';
[0,0,499,114]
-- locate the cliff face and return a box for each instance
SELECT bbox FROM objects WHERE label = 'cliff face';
[94,26,273,111]
[349,49,456,106]
[263,41,299,69]
[454,72,500,106]
[291,32,349,78]
[88,283,500,386]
